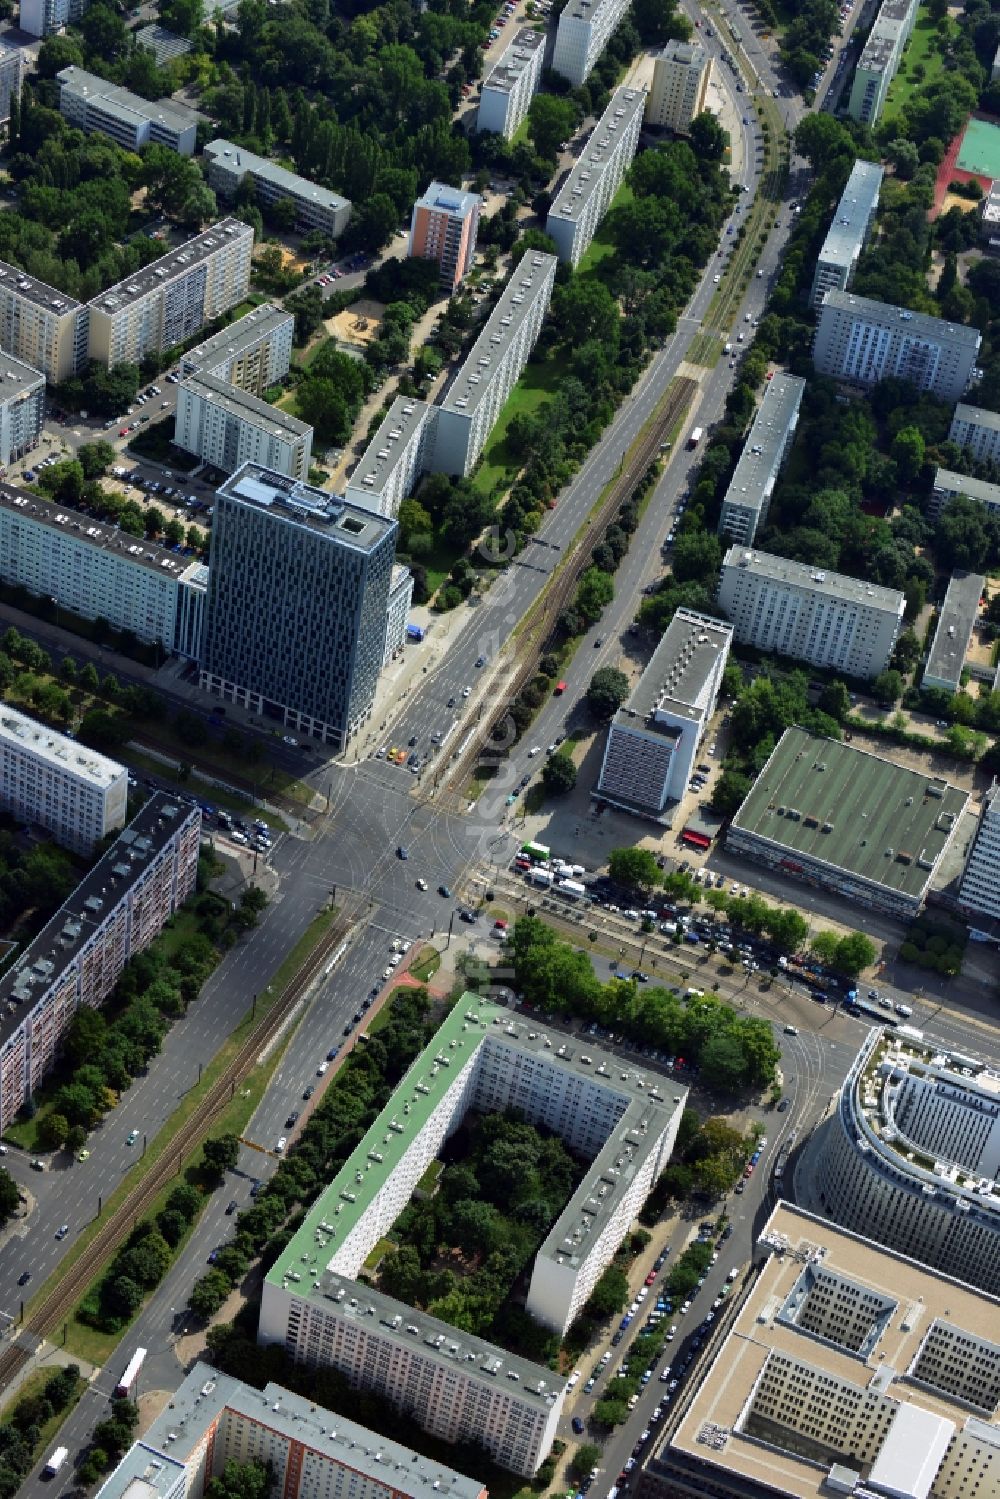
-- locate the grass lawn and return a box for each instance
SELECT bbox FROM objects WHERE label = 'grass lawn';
[471,350,572,498]
[26,907,336,1363]
[409,946,442,983]
[882,12,955,123]
[576,182,633,279]
[0,1367,86,1464]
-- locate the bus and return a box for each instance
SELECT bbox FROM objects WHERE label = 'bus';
[520,841,550,862]
[115,1347,147,1398]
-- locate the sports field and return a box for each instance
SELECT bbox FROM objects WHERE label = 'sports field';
[956,117,1000,178]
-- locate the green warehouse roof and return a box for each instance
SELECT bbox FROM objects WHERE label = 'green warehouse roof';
[731,727,968,901]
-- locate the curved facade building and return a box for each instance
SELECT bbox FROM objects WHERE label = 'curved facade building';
[817,1026,1000,1292]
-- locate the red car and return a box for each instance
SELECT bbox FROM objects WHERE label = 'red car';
[744,1164,754,1178]
[645,1271,657,1286]
[119,428,129,436]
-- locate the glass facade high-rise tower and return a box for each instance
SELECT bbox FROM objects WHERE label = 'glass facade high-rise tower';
[199,464,398,748]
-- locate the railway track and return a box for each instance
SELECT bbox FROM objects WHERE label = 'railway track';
[0,898,360,1392]
[445,375,698,795]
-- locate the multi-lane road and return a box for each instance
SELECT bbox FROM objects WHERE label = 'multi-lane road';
[10,1,981,1491]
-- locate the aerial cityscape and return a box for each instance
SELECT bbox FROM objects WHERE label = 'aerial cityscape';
[0,0,997,1496]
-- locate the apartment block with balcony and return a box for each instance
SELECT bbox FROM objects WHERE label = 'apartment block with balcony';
[0,351,44,468]
[0,794,200,1133]
[175,372,312,479]
[204,140,351,238]
[596,608,732,818]
[20,0,87,38]
[56,65,197,154]
[552,0,632,86]
[0,43,23,126]
[813,290,981,402]
[546,86,645,266]
[94,1362,487,1499]
[846,0,919,123]
[932,466,1000,520]
[0,704,127,855]
[0,262,86,384]
[646,40,711,132]
[179,303,294,394]
[810,159,884,308]
[0,483,207,656]
[87,220,254,370]
[477,28,545,138]
[431,251,557,476]
[717,373,805,545]
[409,182,481,290]
[948,402,1000,467]
[344,396,436,518]
[958,779,1000,932]
[717,546,904,680]
[259,997,685,1474]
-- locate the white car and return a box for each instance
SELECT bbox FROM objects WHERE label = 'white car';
[276,1136,287,1153]
[462,686,471,698]
[317,1061,328,1075]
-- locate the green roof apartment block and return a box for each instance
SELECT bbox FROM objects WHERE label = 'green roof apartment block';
[259,996,685,1476]
[727,727,968,919]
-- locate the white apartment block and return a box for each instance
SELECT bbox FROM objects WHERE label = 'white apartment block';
[56,65,197,154]
[0,43,23,126]
[810,159,884,309]
[0,484,207,656]
[0,352,44,468]
[430,251,556,477]
[179,302,294,394]
[923,569,984,693]
[0,705,127,855]
[96,1364,487,1499]
[20,0,86,37]
[646,40,711,133]
[717,372,805,545]
[814,290,981,402]
[959,779,1000,932]
[0,263,86,384]
[596,607,732,817]
[345,397,436,519]
[847,0,918,124]
[948,403,1000,467]
[0,794,199,1134]
[932,465,1000,519]
[175,372,312,480]
[552,0,631,85]
[477,27,545,138]
[717,545,904,681]
[87,220,253,370]
[647,1200,1000,1499]
[259,997,685,1475]
[816,1027,1000,1294]
[204,140,351,238]
[383,563,413,665]
[546,86,645,267]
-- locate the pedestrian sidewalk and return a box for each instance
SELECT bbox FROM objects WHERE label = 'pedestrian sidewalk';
[0,1337,98,1408]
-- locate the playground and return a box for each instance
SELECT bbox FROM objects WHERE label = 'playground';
[932,115,1000,217]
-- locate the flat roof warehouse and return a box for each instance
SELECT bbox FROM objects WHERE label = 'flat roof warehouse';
[730,726,967,902]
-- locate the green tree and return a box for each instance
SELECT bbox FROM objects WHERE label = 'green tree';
[586,666,629,719]
[0,1167,19,1227]
[710,769,750,817]
[542,752,577,795]
[189,1270,233,1320]
[77,440,115,479]
[576,567,613,624]
[204,1460,274,1499]
[202,1135,240,1178]
[672,529,722,584]
[38,1112,70,1149]
[608,847,661,892]
[890,426,925,483]
[527,93,579,159]
[296,378,350,443]
[872,670,903,706]
[570,1445,602,1481]
[584,1264,629,1318]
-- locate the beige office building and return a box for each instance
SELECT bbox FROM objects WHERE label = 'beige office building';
[87,220,253,369]
[646,40,711,132]
[641,1200,1000,1499]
